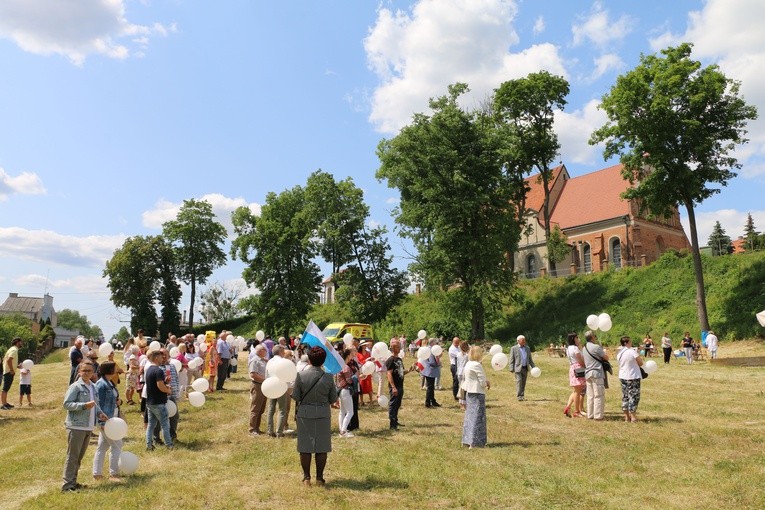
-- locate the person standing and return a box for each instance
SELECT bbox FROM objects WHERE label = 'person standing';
[144,350,174,451]
[248,344,268,436]
[421,340,442,408]
[563,333,586,418]
[69,337,84,385]
[682,332,694,365]
[2,337,22,410]
[508,335,535,401]
[456,340,470,411]
[336,348,356,438]
[266,345,290,438]
[216,332,231,390]
[462,346,490,448]
[448,336,461,402]
[706,330,719,360]
[386,339,414,430]
[62,360,106,492]
[616,336,644,423]
[154,348,180,443]
[93,361,123,481]
[582,331,609,421]
[292,346,338,487]
[661,332,672,364]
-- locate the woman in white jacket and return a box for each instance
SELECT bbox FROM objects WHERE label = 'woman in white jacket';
[461,346,490,448]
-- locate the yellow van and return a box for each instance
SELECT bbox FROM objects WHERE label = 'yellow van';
[322,323,374,344]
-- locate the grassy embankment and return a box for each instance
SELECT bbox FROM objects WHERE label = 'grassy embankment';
[2,341,765,510]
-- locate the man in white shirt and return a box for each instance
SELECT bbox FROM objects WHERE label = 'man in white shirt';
[448,337,461,401]
[706,330,719,359]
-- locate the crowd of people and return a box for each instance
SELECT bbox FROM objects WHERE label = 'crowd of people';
[34,324,720,491]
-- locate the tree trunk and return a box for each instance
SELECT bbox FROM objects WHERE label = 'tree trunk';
[541,176,555,274]
[188,275,196,333]
[470,298,485,340]
[684,201,710,332]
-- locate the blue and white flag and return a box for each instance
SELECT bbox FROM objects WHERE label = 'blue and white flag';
[299,320,346,375]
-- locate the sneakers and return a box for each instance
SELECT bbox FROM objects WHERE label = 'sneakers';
[1,403,14,410]
[284,429,295,434]
[146,445,155,451]
[339,431,355,438]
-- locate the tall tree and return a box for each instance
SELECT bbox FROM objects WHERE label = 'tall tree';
[334,226,408,324]
[546,225,570,269]
[708,221,733,256]
[591,43,757,331]
[377,83,525,339]
[743,212,760,251]
[151,237,182,340]
[163,199,227,331]
[199,281,244,323]
[57,309,102,339]
[494,71,570,273]
[231,186,321,337]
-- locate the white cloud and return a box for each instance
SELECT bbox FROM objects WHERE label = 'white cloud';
[14,273,109,294]
[385,196,400,205]
[533,16,545,35]
[589,53,623,81]
[554,99,608,165]
[0,227,125,268]
[649,0,765,181]
[0,167,46,200]
[681,208,765,246]
[142,193,262,232]
[365,0,568,133]
[572,2,634,49]
[0,0,172,65]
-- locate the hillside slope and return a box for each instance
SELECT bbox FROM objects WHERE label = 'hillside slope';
[492,250,765,346]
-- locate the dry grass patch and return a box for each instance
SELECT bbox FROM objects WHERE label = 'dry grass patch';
[2,343,765,510]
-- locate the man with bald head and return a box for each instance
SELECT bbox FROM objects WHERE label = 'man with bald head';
[508,335,535,401]
[69,337,84,385]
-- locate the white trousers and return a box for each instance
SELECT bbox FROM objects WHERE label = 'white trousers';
[585,376,605,420]
[338,388,354,433]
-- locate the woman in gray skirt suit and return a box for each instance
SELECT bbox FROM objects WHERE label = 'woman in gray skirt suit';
[292,346,338,487]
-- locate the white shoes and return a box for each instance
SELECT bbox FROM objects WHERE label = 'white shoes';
[339,431,354,438]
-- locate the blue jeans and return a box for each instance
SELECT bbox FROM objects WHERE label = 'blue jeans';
[146,403,173,448]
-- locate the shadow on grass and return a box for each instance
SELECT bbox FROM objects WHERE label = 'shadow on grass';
[487,440,561,448]
[174,437,213,450]
[327,477,409,491]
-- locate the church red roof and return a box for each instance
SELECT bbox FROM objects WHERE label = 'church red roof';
[549,164,630,229]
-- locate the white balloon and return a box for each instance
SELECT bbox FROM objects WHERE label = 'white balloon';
[170,359,182,373]
[226,334,234,343]
[21,359,34,370]
[273,358,297,384]
[188,391,206,407]
[197,334,205,343]
[417,346,432,361]
[361,361,375,375]
[597,313,612,332]
[343,333,354,347]
[398,350,405,359]
[191,378,209,392]
[262,376,288,399]
[431,345,443,357]
[377,395,389,407]
[198,342,208,353]
[530,367,542,378]
[644,360,658,374]
[98,343,113,357]
[81,345,90,356]
[371,342,388,358]
[586,314,600,330]
[491,353,509,371]
[169,347,180,358]
[118,452,139,475]
[165,400,177,418]
[417,329,427,340]
[489,344,503,356]
[103,417,128,441]
[149,341,161,352]
[230,357,238,367]
[256,330,265,341]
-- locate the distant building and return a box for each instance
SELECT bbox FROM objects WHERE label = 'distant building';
[514,163,691,277]
[53,327,79,348]
[732,237,746,254]
[0,292,58,333]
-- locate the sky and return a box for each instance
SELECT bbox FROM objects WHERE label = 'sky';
[1,0,764,338]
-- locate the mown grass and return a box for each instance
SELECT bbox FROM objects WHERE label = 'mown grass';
[2,342,765,510]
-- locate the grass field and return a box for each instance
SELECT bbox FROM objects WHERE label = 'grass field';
[2,342,765,510]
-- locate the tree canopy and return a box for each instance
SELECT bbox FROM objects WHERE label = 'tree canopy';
[163,199,227,331]
[377,83,525,339]
[590,43,757,331]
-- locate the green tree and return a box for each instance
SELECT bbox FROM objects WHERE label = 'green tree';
[151,236,182,340]
[494,71,570,273]
[200,281,244,323]
[104,236,157,334]
[546,225,570,271]
[231,186,321,337]
[708,221,733,256]
[333,226,408,324]
[743,212,760,251]
[377,83,525,339]
[590,43,757,331]
[115,326,131,343]
[0,314,34,360]
[56,309,102,339]
[163,199,227,331]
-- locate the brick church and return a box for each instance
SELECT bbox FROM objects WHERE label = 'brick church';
[514,163,690,277]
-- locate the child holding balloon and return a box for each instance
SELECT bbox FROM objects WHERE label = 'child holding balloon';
[19,364,32,407]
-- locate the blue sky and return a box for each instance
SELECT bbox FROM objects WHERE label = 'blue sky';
[1,0,763,337]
